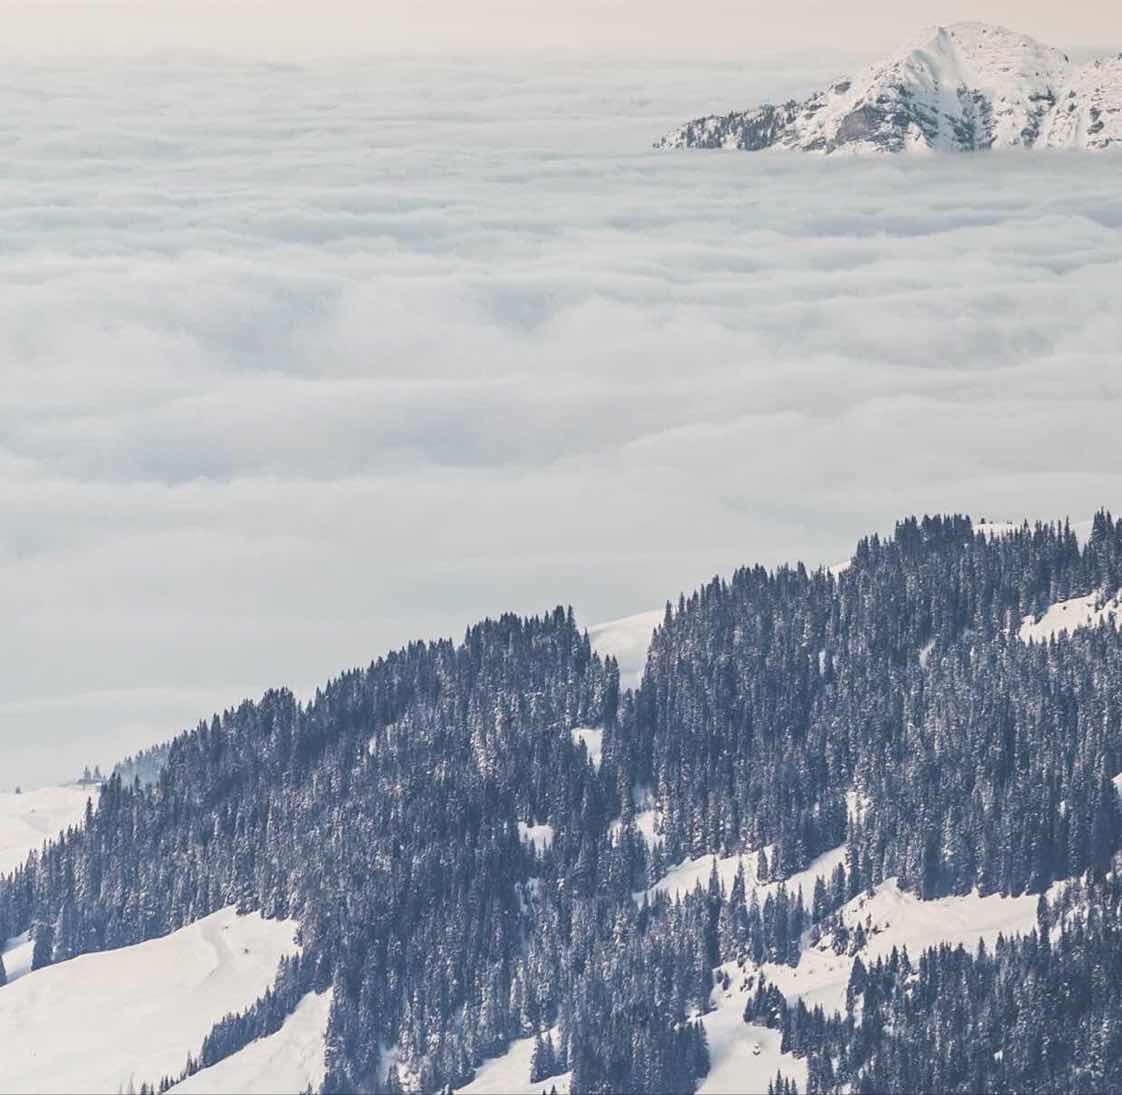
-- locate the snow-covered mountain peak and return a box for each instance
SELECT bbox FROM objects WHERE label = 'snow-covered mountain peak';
[657,22,1121,153]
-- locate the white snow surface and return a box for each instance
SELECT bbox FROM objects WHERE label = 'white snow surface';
[0,905,299,1095]
[457,1029,571,1095]
[699,970,807,1095]
[1,929,34,983]
[762,878,1044,1015]
[643,844,847,909]
[608,788,662,852]
[169,989,332,1095]
[645,845,1049,1020]
[0,785,94,876]
[1018,589,1122,643]
[570,726,604,770]
[587,609,663,689]
[518,821,556,854]
[659,22,1122,153]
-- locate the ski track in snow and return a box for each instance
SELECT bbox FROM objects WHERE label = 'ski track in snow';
[169,989,333,1094]
[0,906,299,1095]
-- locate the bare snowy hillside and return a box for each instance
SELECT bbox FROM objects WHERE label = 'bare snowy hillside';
[0,785,94,876]
[168,989,332,1095]
[586,609,663,690]
[658,23,1122,153]
[0,906,299,1095]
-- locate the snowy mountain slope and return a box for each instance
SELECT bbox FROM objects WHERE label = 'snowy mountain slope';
[1044,53,1122,148]
[0,785,95,876]
[1,906,299,1095]
[760,878,1044,1015]
[1,928,34,983]
[457,1030,572,1094]
[644,846,1047,1017]
[586,609,663,689]
[1019,589,1122,643]
[657,23,1122,153]
[700,975,807,1095]
[642,844,847,909]
[168,989,333,1095]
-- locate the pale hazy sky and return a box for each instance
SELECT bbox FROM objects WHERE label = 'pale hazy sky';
[2,0,1120,56]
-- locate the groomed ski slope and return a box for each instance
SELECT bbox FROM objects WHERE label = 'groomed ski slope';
[0,906,299,1095]
[169,989,333,1094]
[0,785,95,876]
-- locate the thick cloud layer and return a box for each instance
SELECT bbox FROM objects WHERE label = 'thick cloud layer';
[3,55,1121,786]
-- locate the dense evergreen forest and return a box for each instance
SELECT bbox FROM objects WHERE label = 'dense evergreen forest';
[5,513,1122,1094]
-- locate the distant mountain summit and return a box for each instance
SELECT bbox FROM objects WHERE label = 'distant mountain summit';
[657,23,1122,153]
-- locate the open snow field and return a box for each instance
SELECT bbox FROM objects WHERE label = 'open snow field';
[699,978,807,1095]
[1019,589,1122,643]
[761,878,1044,1015]
[0,785,95,876]
[0,906,299,1095]
[457,1030,572,1095]
[642,844,848,909]
[169,989,333,1094]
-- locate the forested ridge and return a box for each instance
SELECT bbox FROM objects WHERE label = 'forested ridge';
[5,513,1122,1094]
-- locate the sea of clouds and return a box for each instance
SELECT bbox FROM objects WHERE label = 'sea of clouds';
[2,52,1121,785]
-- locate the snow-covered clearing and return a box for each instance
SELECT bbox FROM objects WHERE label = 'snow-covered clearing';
[699,969,807,1095]
[762,878,1043,1015]
[0,906,299,1095]
[457,1029,571,1095]
[1018,590,1122,643]
[0,785,94,876]
[518,821,556,854]
[643,845,847,908]
[632,805,659,849]
[587,610,662,689]
[570,726,603,770]
[169,989,332,1095]
[609,786,662,851]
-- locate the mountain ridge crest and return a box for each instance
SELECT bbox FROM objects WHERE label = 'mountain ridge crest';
[657,22,1122,153]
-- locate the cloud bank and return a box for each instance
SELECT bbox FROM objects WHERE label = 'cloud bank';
[2,54,1121,785]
